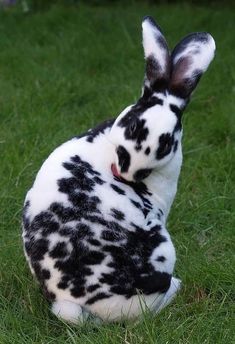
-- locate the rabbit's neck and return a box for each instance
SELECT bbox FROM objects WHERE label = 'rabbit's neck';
[145,143,183,219]
[101,131,182,219]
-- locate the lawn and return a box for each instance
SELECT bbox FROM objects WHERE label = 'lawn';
[0,1,234,343]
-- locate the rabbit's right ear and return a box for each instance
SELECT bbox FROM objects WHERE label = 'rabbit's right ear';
[169,32,216,100]
[142,16,170,94]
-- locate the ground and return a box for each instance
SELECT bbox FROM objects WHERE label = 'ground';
[0,1,234,343]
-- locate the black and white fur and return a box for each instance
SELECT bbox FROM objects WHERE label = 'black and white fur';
[22,17,215,324]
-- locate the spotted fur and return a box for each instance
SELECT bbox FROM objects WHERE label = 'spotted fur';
[22,16,215,323]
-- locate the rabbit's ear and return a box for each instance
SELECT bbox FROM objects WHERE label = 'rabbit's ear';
[169,32,215,100]
[142,16,170,94]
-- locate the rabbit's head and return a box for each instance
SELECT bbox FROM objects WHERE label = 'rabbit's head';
[109,16,215,182]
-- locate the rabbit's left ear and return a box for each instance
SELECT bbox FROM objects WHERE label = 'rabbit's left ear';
[142,16,170,93]
[169,32,216,100]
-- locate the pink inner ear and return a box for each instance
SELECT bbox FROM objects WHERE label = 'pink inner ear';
[169,56,196,99]
[111,163,121,178]
[171,56,192,87]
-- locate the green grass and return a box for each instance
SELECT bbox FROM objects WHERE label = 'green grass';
[0,2,234,343]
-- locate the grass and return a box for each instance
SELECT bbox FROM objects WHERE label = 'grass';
[0,1,234,343]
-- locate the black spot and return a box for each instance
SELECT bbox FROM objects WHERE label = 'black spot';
[144,16,163,33]
[50,196,100,223]
[41,269,51,279]
[86,119,115,143]
[143,221,161,230]
[50,242,68,259]
[57,275,70,289]
[24,200,30,210]
[50,203,79,223]
[32,262,42,277]
[57,281,69,289]
[156,34,167,51]
[88,238,101,246]
[93,176,105,185]
[108,221,126,233]
[121,177,151,195]
[156,133,174,160]
[133,169,153,182]
[54,249,93,292]
[71,155,99,175]
[170,104,182,118]
[25,238,49,261]
[42,220,60,236]
[58,226,72,236]
[80,251,105,265]
[156,256,166,262]
[169,104,182,133]
[110,184,126,195]
[130,198,150,217]
[75,223,93,239]
[69,193,101,216]
[27,211,55,233]
[116,145,131,173]
[135,144,142,152]
[84,215,107,227]
[59,175,95,193]
[135,271,171,294]
[86,292,112,305]
[110,208,125,221]
[29,262,55,301]
[173,140,178,153]
[141,89,164,106]
[87,284,100,293]
[70,286,86,298]
[22,201,30,232]
[130,199,142,210]
[101,230,124,242]
[152,97,164,106]
[117,179,152,217]
[174,118,182,133]
[145,147,151,155]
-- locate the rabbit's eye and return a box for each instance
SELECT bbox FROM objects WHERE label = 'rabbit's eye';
[162,142,170,152]
[160,141,171,155]
[128,121,137,135]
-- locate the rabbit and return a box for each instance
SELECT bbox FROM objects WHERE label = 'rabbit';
[22,16,215,324]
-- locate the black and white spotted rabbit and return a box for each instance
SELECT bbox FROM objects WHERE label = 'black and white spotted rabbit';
[22,17,215,323]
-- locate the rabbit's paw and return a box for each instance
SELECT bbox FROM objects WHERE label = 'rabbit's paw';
[155,277,181,313]
[52,300,89,324]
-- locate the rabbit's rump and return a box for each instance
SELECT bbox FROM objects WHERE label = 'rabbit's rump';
[22,130,176,321]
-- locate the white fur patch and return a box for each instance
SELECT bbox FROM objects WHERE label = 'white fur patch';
[142,18,168,73]
[173,34,216,78]
[52,300,84,324]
